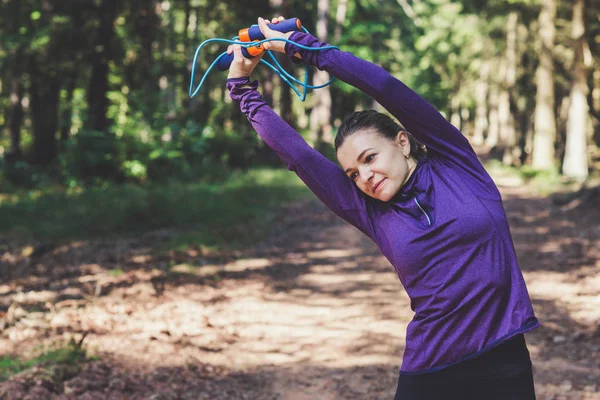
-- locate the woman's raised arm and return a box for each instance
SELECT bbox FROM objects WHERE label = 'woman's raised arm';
[277,29,499,198]
[227,77,377,239]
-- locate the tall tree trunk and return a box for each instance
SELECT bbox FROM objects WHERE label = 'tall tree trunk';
[188,7,209,127]
[486,75,500,150]
[86,0,119,132]
[591,70,600,123]
[137,0,157,83]
[499,12,518,165]
[270,0,294,127]
[261,67,274,106]
[279,3,294,127]
[330,0,348,137]
[450,95,461,131]
[27,0,61,165]
[310,0,333,150]
[182,0,192,110]
[532,0,557,170]
[562,0,589,181]
[6,0,23,160]
[370,0,385,113]
[333,0,348,42]
[166,6,177,110]
[591,69,600,149]
[60,77,76,142]
[8,62,23,160]
[29,61,60,165]
[473,60,489,146]
[517,23,535,165]
[138,0,159,124]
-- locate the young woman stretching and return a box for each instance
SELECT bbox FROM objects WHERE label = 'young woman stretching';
[226,17,540,400]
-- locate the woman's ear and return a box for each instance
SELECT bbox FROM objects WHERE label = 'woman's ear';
[395,130,411,157]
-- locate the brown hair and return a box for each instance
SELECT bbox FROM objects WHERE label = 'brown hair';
[335,110,427,159]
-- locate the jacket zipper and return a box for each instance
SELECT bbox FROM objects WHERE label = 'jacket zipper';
[414,196,432,227]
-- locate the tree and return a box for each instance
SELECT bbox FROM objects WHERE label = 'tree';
[309,0,333,150]
[5,0,24,160]
[473,60,489,146]
[562,0,590,181]
[86,0,120,133]
[28,1,62,165]
[498,12,518,165]
[532,0,558,170]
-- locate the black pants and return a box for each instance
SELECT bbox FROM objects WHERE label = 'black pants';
[394,334,536,400]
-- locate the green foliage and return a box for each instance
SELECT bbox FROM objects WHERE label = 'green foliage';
[0,0,597,194]
[0,342,89,382]
[483,159,566,195]
[60,130,125,183]
[147,148,187,182]
[201,134,261,169]
[2,161,48,189]
[122,160,148,182]
[520,166,564,195]
[0,168,311,245]
[109,268,125,277]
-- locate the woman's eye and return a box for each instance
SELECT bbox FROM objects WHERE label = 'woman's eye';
[366,154,375,163]
[350,172,358,180]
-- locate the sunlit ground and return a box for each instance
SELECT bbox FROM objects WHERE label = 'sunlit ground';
[1,180,599,399]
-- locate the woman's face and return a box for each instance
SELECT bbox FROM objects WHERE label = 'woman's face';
[337,129,414,202]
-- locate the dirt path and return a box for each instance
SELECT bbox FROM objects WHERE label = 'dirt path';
[1,180,599,399]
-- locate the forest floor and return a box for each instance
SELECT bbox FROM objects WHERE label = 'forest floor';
[0,170,599,399]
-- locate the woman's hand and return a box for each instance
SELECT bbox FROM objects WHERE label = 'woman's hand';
[257,16,293,54]
[226,42,263,80]
[227,16,299,79]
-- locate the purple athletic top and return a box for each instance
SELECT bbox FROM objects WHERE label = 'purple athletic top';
[226,31,539,374]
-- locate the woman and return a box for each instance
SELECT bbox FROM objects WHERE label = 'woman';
[226,17,540,400]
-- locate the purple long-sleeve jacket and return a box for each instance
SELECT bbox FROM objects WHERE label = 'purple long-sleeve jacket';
[226,31,539,374]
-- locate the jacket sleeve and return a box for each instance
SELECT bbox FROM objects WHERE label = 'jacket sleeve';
[227,77,378,238]
[285,32,500,199]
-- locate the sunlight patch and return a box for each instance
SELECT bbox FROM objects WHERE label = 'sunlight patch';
[226,258,272,271]
[306,249,362,259]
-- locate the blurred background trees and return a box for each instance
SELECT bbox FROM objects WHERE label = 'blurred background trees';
[0,0,598,189]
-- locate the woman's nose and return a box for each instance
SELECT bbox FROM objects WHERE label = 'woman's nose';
[359,167,373,183]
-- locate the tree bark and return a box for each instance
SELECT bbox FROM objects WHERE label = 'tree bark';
[26,0,61,165]
[532,0,557,170]
[29,61,60,165]
[333,0,348,43]
[499,12,518,165]
[182,0,192,109]
[562,0,589,181]
[473,60,489,146]
[270,0,294,127]
[486,64,500,151]
[6,0,23,160]
[8,78,23,160]
[86,0,119,132]
[60,77,76,142]
[310,0,333,150]
[450,95,461,132]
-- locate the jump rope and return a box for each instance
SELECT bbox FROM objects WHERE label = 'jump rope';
[189,18,340,101]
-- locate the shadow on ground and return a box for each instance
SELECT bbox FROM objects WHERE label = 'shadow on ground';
[1,185,599,399]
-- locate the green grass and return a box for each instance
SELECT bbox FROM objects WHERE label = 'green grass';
[0,343,88,382]
[108,268,125,277]
[483,159,572,195]
[0,168,312,249]
[0,356,24,380]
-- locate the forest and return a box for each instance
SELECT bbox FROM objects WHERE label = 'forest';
[0,0,598,189]
[0,1,599,399]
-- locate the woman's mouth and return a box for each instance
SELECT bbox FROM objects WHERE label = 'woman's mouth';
[373,179,386,193]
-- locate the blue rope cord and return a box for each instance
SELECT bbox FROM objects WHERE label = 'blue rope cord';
[189,27,339,101]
